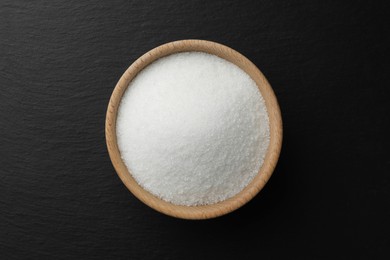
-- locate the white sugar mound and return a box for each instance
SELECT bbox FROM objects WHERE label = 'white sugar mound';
[116,52,270,206]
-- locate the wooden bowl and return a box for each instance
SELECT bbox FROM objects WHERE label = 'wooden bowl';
[106,39,282,219]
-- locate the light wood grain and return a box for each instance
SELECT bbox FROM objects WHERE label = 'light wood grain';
[105,39,283,219]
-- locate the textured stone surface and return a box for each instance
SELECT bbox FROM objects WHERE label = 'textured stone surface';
[0,0,389,259]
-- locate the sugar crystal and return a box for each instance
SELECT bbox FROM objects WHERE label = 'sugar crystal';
[116,52,270,206]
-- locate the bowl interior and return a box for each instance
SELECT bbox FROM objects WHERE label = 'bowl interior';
[105,39,282,219]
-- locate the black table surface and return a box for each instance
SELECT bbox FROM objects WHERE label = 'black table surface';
[1,1,389,259]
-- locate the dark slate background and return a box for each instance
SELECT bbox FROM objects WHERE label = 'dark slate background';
[1,0,389,259]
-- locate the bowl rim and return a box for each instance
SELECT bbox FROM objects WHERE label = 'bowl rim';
[105,39,282,219]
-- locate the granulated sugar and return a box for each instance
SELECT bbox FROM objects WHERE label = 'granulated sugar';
[116,52,270,206]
